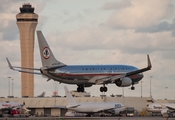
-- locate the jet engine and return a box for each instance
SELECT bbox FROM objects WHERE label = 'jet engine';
[112,109,120,115]
[161,109,169,114]
[115,77,132,87]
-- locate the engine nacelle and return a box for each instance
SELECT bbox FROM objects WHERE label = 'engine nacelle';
[115,77,132,87]
[112,109,120,115]
[161,109,169,114]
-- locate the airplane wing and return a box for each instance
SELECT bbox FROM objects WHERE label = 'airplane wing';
[163,104,175,111]
[125,54,152,77]
[166,106,175,111]
[66,104,80,109]
[51,104,81,110]
[93,107,115,112]
[51,105,66,109]
[6,58,42,75]
[89,55,152,84]
[91,74,126,85]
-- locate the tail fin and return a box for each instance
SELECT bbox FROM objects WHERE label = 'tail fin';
[37,92,45,97]
[37,31,66,67]
[64,86,77,106]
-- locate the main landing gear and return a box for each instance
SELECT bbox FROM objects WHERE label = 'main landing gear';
[77,85,84,92]
[131,85,135,90]
[100,84,108,92]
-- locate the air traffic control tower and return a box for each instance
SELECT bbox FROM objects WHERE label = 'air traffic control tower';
[16,3,38,97]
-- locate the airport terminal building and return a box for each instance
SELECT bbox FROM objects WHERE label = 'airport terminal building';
[0,96,154,116]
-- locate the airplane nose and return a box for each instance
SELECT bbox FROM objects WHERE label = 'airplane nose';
[19,103,24,107]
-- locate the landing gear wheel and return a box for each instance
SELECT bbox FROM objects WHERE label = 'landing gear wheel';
[77,87,81,92]
[77,85,85,92]
[100,86,108,92]
[86,114,91,117]
[100,87,104,92]
[131,86,135,90]
[103,86,107,92]
[80,87,84,92]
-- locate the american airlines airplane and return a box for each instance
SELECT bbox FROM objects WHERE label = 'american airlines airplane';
[6,31,152,92]
[62,86,125,117]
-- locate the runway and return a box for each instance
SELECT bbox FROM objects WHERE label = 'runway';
[0,117,175,120]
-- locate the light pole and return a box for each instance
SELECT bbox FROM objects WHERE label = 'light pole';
[165,87,168,100]
[12,79,14,97]
[141,81,143,97]
[128,88,131,96]
[7,77,11,97]
[122,87,124,97]
[150,76,153,97]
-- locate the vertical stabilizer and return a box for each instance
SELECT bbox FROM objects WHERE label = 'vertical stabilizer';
[37,31,66,67]
[64,86,77,106]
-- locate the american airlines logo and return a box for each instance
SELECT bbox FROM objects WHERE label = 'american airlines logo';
[43,47,50,59]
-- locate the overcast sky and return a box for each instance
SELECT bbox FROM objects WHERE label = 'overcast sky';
[0,0,175,100]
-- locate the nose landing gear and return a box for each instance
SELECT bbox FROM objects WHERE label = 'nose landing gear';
[100,84,108,92]
[77,85,84,92]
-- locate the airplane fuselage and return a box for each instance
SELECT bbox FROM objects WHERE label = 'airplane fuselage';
[42,64,143,85]
[0,102,21,109]
[67,102,125,113]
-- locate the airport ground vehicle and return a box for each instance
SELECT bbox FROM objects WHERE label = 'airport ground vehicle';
[120,107,135,117]
[65,111,86,117]
[0,108,20,117]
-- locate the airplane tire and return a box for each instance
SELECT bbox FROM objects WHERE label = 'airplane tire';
[100,87,104,92]
[77,87,81,92]
[80,87,84,92]
[131,86,135,90]
[86,114,91,117]
[104,87,107,92]
[77,86,84,92]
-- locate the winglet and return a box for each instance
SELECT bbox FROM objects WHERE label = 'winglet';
[126,55,152,77]
[6,58,14,70]
[147,54,152,69]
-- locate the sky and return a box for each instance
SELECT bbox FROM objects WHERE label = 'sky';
[0,0,175,100]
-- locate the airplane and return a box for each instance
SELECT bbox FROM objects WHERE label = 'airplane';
[6,30,152,92]
[0,101,23,110]
[147,103,175,116]
[57,86,125,117]
[37,92,46,97]
[0,101,30,117]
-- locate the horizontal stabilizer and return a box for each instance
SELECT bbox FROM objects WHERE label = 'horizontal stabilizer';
[6,58,41,75]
